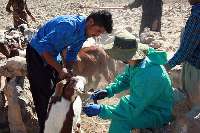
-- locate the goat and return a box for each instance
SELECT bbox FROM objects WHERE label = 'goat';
[74,46,114,90]
[44,76,86,133]
[60,46,114,91]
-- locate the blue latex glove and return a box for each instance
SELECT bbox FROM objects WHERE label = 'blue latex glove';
[90,89,108,100]
[82,103,101,117]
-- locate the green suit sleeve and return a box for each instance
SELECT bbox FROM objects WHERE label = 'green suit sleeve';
[105,66,130,98]
[99,67,166,120]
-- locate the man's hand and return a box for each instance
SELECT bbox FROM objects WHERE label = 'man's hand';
[58,68,73,80]
[90,89,108,100]
[83,103,101,117]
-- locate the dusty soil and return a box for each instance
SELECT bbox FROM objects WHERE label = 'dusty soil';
[0,0,192,132]
[0,0,190,46]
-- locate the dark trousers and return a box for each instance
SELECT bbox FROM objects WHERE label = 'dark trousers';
[139,14,161,35]
[140,0,162,35]
[13,11,28,28]
[26,45,58,133]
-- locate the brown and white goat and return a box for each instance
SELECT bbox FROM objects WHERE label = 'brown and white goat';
[44,76,86,133]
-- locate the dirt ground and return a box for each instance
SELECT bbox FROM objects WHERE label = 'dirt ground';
[0,0,192,132]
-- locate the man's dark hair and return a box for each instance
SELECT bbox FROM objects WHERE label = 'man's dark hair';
[86,10,113,33]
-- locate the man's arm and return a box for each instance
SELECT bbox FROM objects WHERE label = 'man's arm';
[61,48,75,72]
[105,66,130,98]
[165,16,200,70]
[37,20,77,79]
[42,52,72,80]
[36,23,75,79]
[42,52,62,73]
[6,0,13,13]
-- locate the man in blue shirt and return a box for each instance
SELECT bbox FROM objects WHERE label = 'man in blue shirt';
[26,10,113,133]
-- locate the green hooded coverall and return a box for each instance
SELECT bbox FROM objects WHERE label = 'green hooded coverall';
[99,48,174,133]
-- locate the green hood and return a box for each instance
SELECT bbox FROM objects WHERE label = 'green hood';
[147,48,168,65]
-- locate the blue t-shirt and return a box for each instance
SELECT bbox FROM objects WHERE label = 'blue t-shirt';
[30,15,87,62]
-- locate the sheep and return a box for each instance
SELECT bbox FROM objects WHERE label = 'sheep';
[44,76,87,133]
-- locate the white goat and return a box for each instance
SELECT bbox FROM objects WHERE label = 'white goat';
[44,76,86,133]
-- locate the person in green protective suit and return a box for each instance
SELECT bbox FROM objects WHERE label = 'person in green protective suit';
[83,31,174,133]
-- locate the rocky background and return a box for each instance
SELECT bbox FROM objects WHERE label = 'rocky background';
[0,0,198,133]
[0,0,190,46]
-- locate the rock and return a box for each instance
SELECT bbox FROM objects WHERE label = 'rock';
[4,78,27,133]
[18,78,39,133]
[0,56,27,77]
[4,77,39,133]
[0,56,39,132]
[149,40,163,49]
[125,26,133,33]
[140,28,161,44]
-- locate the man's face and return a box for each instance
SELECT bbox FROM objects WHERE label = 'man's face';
[86,18,106,37]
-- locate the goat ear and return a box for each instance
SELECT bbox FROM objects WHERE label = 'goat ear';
[55,79,67,96]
